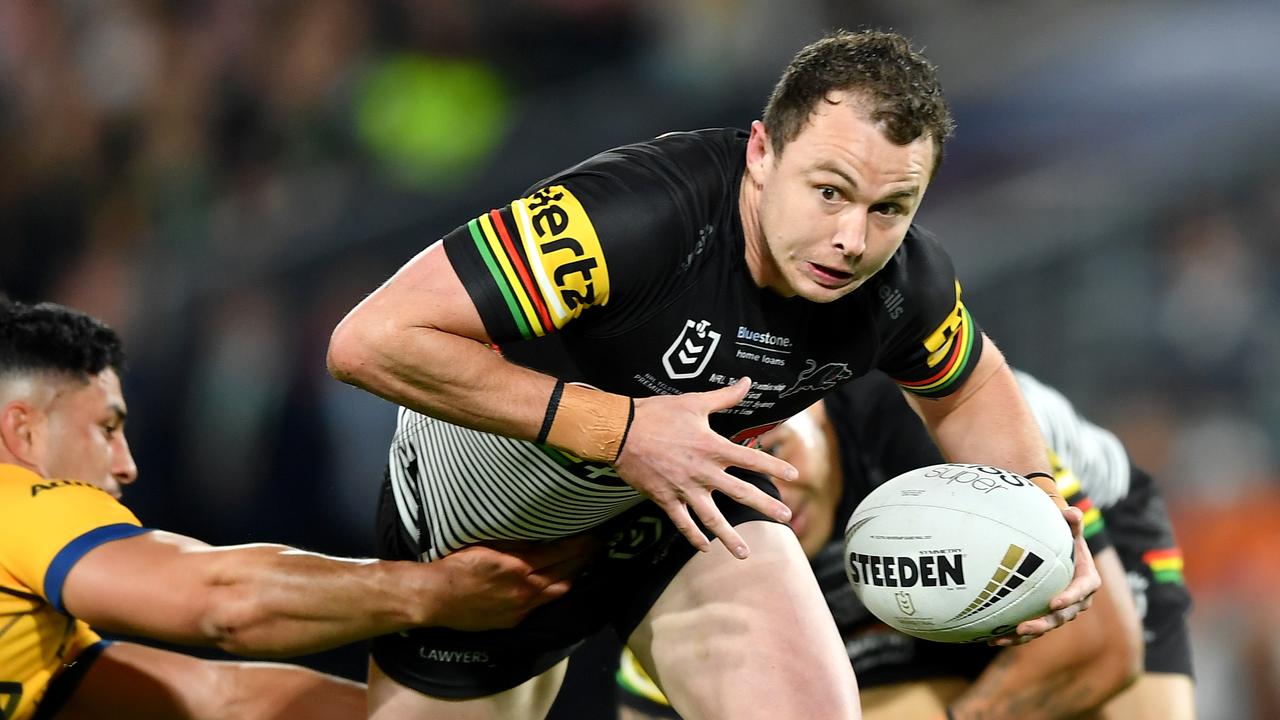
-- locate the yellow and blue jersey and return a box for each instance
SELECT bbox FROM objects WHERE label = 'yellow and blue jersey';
[0,463,150,720]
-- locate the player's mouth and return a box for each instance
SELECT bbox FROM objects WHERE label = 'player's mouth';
[805,262,855,289]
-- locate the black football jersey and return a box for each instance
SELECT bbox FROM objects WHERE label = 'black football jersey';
[391,129,985,559]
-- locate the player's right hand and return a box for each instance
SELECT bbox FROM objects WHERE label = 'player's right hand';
[426,537,597,630]
[613,377,797,559]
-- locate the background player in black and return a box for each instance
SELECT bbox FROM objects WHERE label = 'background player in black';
[618,370,1192,719]
[328,30,1100,719]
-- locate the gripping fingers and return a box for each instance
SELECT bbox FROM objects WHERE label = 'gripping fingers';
[1014,604,1079,638]
[536,579,573,604]
[663,501,711,555]
[729,443,799,486]
[687,492,750,560]
[1062,505,1084,537]
[1050,534,1099,611]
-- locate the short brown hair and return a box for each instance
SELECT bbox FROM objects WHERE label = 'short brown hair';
[763,29,955,177]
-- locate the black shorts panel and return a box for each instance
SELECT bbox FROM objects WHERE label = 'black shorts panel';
[371,468,782,699]
[1138,578,1194,677]
[1106,467,1194,678]
[846,624,998,689]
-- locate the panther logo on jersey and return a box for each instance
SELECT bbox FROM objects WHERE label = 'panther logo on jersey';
[662,319,721,379]
[779,359,853,398]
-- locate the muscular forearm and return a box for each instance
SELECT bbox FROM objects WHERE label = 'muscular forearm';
[196,545,434,657]
[56,642,365,720]
[218,661,365,720]
[948,651,1110,720]
[68,532,584,656]
[330,318,553,440]
[325,240,570,441]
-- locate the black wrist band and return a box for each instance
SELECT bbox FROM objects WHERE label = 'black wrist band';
[1023,471,1055,482]
[613,397,636,462]
[945,707,957,720]
[536,379,565,445]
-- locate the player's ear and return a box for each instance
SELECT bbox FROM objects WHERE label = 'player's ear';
[745,120,775,185]
[0,399,47,470]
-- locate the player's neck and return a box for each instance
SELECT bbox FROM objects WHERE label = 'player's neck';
[738,173,771,289]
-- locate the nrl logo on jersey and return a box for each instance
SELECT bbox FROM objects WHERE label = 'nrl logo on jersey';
[662,319,721,379]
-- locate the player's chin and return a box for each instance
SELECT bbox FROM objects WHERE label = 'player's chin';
[794,277,863,303]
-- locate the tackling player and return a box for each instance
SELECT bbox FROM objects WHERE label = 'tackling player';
[0,300,590,720]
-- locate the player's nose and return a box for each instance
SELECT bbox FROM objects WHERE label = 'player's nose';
[113,435,139,485]
[832,209,867,258]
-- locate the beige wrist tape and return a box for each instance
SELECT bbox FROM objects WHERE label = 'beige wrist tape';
[1023,471,1069,512]
[541,381,635,463]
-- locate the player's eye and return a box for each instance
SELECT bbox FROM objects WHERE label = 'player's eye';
[818,186,841,202]
[871,202,904,217]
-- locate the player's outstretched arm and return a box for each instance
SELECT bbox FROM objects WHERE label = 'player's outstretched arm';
[326,240,795,557]
[945,548,1143,720]
[904,338,1101,639]
[55,641,366,720]
[61,532,591,657]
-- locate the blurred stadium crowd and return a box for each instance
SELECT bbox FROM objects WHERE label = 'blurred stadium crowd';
[2,1,1278,718]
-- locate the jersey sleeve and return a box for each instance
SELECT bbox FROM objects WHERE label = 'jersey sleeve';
[870,226,986,399]
[441,134,725,344]
[0,468,151,614]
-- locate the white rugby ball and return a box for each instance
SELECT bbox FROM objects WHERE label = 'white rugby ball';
[843,463,1073,643]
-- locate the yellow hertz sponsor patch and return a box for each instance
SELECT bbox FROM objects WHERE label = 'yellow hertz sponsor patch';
[512,185,611,329]
[924,281,966,368]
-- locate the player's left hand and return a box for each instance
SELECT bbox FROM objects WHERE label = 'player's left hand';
[991,505,1099,646]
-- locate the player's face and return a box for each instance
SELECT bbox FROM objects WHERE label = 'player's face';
[760,411,842,559]
[745,92,934,303]
[41,369,137,499]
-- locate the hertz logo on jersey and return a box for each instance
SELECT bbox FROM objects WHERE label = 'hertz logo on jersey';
[895,280,981,399]
[462,185,611,339]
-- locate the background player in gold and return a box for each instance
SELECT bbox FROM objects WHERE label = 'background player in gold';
[0,300,590,720]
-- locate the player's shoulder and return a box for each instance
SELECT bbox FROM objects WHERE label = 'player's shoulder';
[863,224,961,322]
[0,462,52,502]
[0,463,127,516]
[876,224,954,284]
[530,128,746,203]
[588,127,745,170]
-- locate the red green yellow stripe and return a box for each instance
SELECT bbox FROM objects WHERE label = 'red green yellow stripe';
[1143,548,1184,583]
[468,219,531,338]
[488,209,554,332]
[1074,497,1104,539]
[1051,462,1104,538]
[478,212,549,337]
[898,307,975,394]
